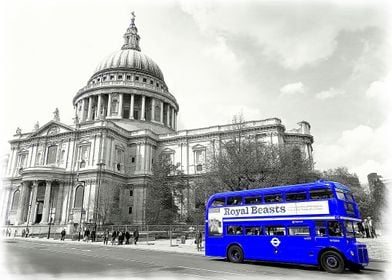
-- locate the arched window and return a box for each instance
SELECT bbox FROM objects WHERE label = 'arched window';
[47,145,58,164]
[11,190,20,210]
[74,186,84,208]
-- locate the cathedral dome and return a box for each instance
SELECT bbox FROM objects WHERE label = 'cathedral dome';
[94,49,164,81]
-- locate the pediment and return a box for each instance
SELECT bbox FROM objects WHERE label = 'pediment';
[30,120,74,138]
[192,144,206,151]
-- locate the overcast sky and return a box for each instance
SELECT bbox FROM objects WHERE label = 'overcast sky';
[0,0,391,184]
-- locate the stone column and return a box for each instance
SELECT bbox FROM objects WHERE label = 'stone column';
[107,94,112,116]
[166,105,171,127]
[129,94,134,119]
[141,95,146,121]
[28,181,38,224]
[151,98,155,122]
[160,101,164,124]
[118,93,123,118]
[87,96,93,121]
[41,181,52,224]
[81,99,86,122]
[97,94,102,119]
[171,107,175,128]
[16,182,28,225]
[55,182,64,224]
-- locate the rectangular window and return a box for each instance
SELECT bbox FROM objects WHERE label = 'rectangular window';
[211,197,225,207]
[143,78,147,82]
[126,75,131,80]
[327,221,343,237]
[131,157,135,163]
[244,196,262,205]
[227,196,242,206]
[118,75,123,80]
[344,203,355,214]
[103,76,107,81]
[150,80,153,84]
[336,190,346,200]
[286,192,307,201]
[227,225,243,235]
[264,193,282,203]
[315,221,327,236]
[346,192,355,202]
[344,221,355,238]
[288,226,310,236]
[265,226,286,236]
[196,164,203,171]
[245,226,262,235]
[156,83,159,87]
[110,75,114,80]
[129,190,133,196]
[135,76,139,81]
[310,188,333,200]
[128,207,133,214]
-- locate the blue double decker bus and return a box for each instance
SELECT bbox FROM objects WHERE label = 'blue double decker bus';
[205,180,368,273]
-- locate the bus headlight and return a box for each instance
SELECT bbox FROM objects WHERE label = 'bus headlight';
[350,250,355,256]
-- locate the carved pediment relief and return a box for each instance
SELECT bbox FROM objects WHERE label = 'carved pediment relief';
[192,144,206,151]
[30,120,74,138]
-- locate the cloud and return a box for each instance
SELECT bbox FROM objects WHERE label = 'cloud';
[179,0,386,70]
[316,87,345,100]
[279,82,306,97]
[314,118,391,183]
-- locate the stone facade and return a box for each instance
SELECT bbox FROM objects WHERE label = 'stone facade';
[0,15,313,232]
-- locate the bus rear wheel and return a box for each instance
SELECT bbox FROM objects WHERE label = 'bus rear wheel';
[227,245,244,263]
[320,251,345,273]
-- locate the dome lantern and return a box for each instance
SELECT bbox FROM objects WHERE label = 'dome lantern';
[122,11,141,51]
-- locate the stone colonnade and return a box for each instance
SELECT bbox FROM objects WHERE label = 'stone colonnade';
[76,93,177,129]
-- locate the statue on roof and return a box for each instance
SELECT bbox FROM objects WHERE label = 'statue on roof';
[53,108,60,122]
[16,127,21,135]
[34,122,40,131]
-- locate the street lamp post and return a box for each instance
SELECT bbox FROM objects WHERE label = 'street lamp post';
[95,161,105,232]
[76,173,85,242]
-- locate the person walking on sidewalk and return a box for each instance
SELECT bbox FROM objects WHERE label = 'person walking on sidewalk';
[363,219,370,238]
[61,228,66,241]
[111,230,117,245]
[368,217,377,238]
[125,230,131,245]
[196,231,203,251]
[103,229,109,245]
[133,228,139,245]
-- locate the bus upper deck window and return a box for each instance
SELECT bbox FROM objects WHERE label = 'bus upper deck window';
[286,192,307,201]
[211,198,225,207]
[310,189,333,200]
[336,190,346,200]
[264,193,282,203]
[227,196,243,206]
[244,196,262,205]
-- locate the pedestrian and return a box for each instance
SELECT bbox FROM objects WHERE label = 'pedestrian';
[103,229,109,245]
[22,228,26,238]
[368,217,377,238]
[84,227,90,242]
[91,229,96,242]
[363,219,370,238]
[196,231,203,251]
[133,228,139,245]
[125,230,131,245]
[61,228,65,241]
[25,227,29,238]
[111,230,117,245]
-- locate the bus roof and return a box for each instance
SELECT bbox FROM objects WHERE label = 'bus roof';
[208,180,350,200]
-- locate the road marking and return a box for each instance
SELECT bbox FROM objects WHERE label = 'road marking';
[177,265,243,276]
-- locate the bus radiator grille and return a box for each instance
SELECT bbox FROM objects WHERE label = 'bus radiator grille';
[357,247,369,264]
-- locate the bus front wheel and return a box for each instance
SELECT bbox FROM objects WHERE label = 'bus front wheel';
[227,245,244,263]
[320,251,345,273]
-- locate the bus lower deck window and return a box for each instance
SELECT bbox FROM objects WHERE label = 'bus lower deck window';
[266,226,286,236]
[288,226,310,236]
[315,221,327,236]
[245,226,262,235]
[227,225,243,235]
